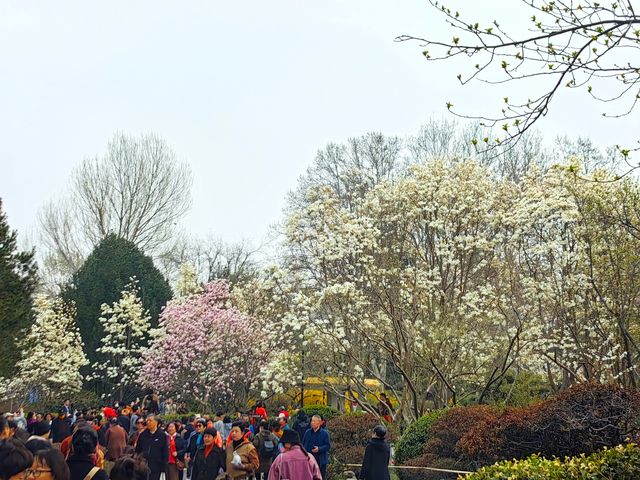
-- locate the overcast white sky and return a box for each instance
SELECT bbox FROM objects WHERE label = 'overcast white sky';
[1,0,637,249]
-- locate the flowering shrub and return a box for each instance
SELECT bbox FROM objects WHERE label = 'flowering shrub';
[394,410,446,463]
[3,296,88,403]
[463,443,640,480]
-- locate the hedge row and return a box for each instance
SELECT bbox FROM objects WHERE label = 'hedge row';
[291,405,339,424]
[393,383,640,473]
[463,443,640,480]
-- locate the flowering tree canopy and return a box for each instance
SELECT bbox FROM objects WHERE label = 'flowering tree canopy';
[140,280,275,409]
[2,296,87,402]
[175,262,202,298]
[238,157,640,423]
[88,279,152,400]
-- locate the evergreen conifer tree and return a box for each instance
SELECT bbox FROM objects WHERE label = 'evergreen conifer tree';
[0,199,38,378]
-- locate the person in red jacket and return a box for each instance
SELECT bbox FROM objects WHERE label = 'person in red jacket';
[252,401,268,426]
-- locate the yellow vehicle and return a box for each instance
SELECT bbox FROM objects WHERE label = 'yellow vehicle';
[294,376,396,414]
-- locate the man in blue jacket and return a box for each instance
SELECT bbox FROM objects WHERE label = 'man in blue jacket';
[302,414,331,480]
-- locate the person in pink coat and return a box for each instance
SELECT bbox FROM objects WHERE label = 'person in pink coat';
[268,429,322,480]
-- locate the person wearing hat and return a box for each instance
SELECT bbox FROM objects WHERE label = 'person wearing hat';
[225,422,259,479]
[359,425,390,480]
[276,413,291,435]
[269,429,322,480]
[191,427,225,480]
[302,415,331,480]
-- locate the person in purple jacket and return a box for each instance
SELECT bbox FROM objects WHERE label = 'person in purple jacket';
[269,429,321,480]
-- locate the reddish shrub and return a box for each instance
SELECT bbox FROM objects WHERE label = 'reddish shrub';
[327,413,395,465]
[457,404,542,465]
[458,383,640,466]
[423,405,501,459]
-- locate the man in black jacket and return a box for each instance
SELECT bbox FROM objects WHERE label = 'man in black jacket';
[360,425,390,480]
[51,411,71,443]
[135,414,168,480]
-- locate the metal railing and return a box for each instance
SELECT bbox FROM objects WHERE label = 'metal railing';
[342,463,473,476]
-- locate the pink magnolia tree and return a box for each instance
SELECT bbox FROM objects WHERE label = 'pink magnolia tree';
[139,280,271,409]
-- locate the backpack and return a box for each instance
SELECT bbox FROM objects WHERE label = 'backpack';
[258,434,277,459]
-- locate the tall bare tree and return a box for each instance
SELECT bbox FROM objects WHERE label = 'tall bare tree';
[157,235,261,288]
[39,133,192,286]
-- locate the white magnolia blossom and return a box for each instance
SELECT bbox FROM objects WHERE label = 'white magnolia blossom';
[237,158,638,422]
[1,296,88,402]
[175,262,202,298]
[88,279,152,398]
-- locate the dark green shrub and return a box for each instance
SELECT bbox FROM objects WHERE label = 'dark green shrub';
[496,372,551,407]
[159,412,205,423]
[291,405,340,425]
[463,443,640,480]
[397,453,460,480]
[394,410,446,463]
[300,405,339,420]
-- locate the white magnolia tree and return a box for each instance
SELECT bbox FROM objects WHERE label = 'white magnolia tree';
[88,279,152,400]
[238,158,636,422]
[1,296,88,402]
[175,262,202,298]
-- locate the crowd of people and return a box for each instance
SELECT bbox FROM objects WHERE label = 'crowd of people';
[0,393,391,480]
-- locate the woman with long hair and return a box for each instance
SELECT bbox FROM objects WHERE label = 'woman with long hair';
[66,427,108,480]
[268,430,321,480]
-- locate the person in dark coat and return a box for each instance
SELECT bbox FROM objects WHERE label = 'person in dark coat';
[191,428,225,480]
[116,410,130,433]
[51,411,72,444]
[302,415,331,480]
[294,411,310,441]
[252,420,280,479]
[7,420,29,443]
[135,414,168,480]
[359,425,390,480]
[66,427,108,480]
[185,418,206,478]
